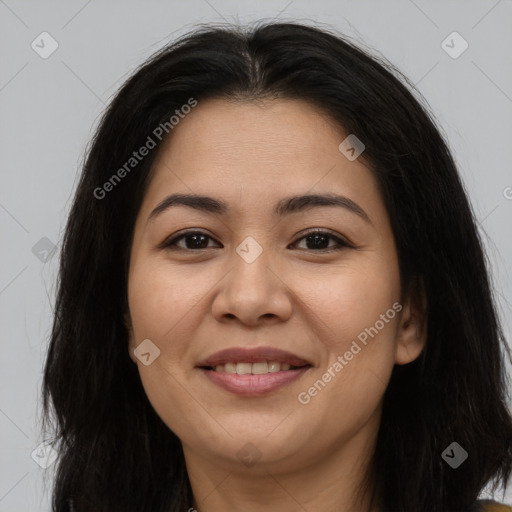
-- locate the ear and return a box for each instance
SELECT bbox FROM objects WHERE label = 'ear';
[395,276,428,365]
[124,312,137,364]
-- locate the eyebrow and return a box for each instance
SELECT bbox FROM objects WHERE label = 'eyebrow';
[147,193,372,225]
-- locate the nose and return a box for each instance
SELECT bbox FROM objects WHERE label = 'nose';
[211,241,293,327]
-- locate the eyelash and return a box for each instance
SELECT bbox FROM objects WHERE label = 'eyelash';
[160,229,352,253]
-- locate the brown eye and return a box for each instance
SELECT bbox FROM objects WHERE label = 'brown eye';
[292,230,351,252]
[161,231,220,251]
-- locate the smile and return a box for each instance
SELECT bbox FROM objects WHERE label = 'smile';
[209,361,299,373]
[200,366,311,396]
[196,346,314,396]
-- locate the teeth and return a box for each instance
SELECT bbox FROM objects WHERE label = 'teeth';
[252,361,268,374]
[224,363,236,374]
[236,362,252,375]
[213,361,296,373]
[268,361,280,373]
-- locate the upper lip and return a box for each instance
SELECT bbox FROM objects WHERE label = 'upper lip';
[196,346,312,368]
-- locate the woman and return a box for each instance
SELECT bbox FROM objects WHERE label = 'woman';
[41,21,512,511]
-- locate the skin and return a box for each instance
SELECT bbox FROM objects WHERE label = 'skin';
[126,97,427,512]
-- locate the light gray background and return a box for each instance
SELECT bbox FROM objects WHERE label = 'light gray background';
[1,1,511,510]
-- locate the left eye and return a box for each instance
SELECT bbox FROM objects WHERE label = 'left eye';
[161,230,350,252]
[292,230,350,251]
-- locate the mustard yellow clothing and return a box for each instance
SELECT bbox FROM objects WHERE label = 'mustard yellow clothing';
[478,499,512,511]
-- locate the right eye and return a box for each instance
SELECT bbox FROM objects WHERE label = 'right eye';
[159,230,221,251]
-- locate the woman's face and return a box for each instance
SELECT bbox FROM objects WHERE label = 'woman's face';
[126,97,425,475]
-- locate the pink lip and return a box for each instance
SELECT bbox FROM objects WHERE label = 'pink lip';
[196,346,311,367]
[201,366,311,396]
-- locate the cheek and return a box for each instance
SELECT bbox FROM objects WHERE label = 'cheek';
[301,255,401,351]
[295,254,400,414]
[128,260,209,345]
[127,262,208,437]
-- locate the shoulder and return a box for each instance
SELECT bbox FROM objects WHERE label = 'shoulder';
[477,499,512,512]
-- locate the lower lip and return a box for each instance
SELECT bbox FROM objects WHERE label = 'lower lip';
[200,367,311,396]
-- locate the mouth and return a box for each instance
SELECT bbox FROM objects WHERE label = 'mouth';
[196,347,313,396]
[201,361,310,373]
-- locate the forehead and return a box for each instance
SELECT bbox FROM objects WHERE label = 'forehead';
[139,97,381,221]
[154,97,347,171]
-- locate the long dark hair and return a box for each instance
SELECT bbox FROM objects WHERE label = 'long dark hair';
[41,21,512,511]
